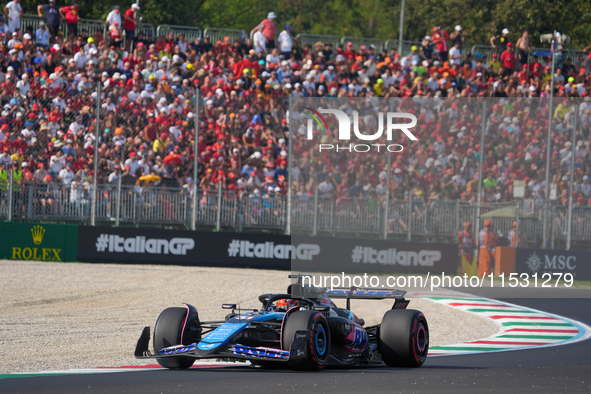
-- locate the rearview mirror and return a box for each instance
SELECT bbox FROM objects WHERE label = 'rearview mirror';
[222,303,237,310]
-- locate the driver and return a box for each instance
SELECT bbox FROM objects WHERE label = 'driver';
[275,298,300,311]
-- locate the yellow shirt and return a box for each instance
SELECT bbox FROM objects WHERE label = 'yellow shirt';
[153,138,166,154]
[489,60,501,74]
[554,104,570,119]
[10,153,23,166]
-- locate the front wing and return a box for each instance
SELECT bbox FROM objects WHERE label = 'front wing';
[134,326,290,363]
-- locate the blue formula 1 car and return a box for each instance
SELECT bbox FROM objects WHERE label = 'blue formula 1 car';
[134,276,429,371]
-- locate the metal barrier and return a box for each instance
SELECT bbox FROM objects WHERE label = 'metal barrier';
[22,14,107,38]
[3,180,591,245]
[470,44,498,60]
[340,36,383,52]
[241,194,286,228]
[203,28,247,44]
[156,24,202,42]
[384,39,421,55]
[137,23,156,38]
[295,33,339,49]
[563,49,588,65]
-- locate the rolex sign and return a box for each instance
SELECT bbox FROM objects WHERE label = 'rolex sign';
[0,222,79,262]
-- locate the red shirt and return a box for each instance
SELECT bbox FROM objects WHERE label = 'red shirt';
[433,30,449,53]
[124,9,136,31]
[110,28,121,40]
[0,139,12,152]
[60,6,79,24]
[501,50,515,70]
[258,19,276,41]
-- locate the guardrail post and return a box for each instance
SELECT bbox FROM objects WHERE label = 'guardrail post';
[455,200,460,235]
[115,176,122,227]
[215,181,222,231]
[7,169,13,222]
[312,186,318,236]
[475,101,487,248]
[566,108,577,250]
[237,195,243,232]
[91,81,101,226]
[407,193,412,242]
[286,93,293,235]
[27,184,33,218]
[191,91,200,231]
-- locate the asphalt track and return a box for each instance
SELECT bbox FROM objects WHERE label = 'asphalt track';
[3,289,590,393]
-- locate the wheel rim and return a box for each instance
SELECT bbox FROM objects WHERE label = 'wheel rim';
[314,325,327,356]
[416,323,428,356]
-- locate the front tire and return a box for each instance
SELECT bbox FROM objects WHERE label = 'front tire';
[153,307,195,369]
[379,309,429,367]
[282,311,330,371]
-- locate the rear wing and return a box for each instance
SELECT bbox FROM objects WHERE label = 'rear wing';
[289,274,409,310]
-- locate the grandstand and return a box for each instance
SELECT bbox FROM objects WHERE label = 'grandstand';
[1,7,591,250]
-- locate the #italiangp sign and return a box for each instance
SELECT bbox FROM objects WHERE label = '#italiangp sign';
[0,222,78,262]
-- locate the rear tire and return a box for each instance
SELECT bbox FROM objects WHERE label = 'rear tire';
[153,307,195,369]
[379,309,428,367]
[282,311,330,371]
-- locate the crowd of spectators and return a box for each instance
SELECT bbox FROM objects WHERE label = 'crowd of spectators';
[0,4,591,220]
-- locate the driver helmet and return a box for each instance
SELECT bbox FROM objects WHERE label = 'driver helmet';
[276,298,299,311]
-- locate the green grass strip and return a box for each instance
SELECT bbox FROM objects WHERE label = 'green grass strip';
[430,346,502,351]
[498,335,573,340]
[501,322,572,327]
[467,309,536,313]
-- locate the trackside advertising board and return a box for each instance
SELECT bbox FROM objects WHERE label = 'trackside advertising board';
[291,235,457,275]
[515,248,591,281]
[77,226,291,269]
[77,226,455,273]
[0,222,78,262]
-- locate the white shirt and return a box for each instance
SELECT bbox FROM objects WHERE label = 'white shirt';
[108,171,120,183]
[5,1,22,21]
[127,90,140,101]
[15,79,29,96]
[253,31,266,54]
[277,30,292,52]
[449,46,462,66]
[73,51,88,69]
[47,121,59,137]
[20,127,35,144]
[50,154,65,173]
[124,158,139,175]
[0,152,12,165]
[169,126,181,141]
[68,121,82,134]
[581,181,591,197]
[106,10,122,30]
[59,168,75,185]
[53,96,66,112]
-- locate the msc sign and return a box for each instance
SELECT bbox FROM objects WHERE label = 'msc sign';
[516,248,591,280]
